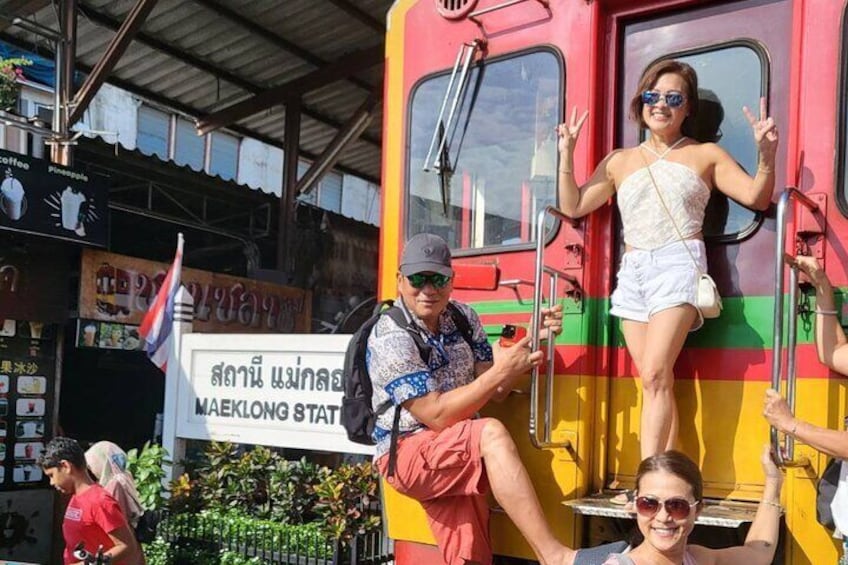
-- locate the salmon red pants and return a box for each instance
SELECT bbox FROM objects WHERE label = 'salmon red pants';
[376,419,491,565]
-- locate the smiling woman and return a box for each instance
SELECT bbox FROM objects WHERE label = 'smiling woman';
[598,448,783,565]
[557,58,779,463]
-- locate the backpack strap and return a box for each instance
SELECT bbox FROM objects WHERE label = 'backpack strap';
[378,302,476,477]
[381,306,426,478]
[446,301,474,349]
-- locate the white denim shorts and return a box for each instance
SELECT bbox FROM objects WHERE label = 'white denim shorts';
[610,239,707,331]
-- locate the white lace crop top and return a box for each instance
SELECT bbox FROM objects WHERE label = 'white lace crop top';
[618,141,711,250]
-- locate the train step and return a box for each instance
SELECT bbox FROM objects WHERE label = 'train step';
[563,492,777,528]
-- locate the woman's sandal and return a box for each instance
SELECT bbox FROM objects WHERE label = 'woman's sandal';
[609,489,634,506]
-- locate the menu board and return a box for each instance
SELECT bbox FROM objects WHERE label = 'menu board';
[0,320,54,488]
[75,319,143,351]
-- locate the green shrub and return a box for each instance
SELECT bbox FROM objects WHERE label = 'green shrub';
[269,456,325,524]
[126,442,169,511]
[313,462,381,543]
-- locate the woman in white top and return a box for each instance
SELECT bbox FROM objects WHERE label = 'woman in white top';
[557,59,778,460]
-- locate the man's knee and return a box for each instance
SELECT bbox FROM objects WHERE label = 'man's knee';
[479,417,517,457]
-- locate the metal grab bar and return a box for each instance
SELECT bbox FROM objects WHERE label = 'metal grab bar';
[771,188,819,467]
[528,206,578,450]
[422,40,481,173]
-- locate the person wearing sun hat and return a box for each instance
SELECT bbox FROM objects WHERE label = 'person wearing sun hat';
[367,232,570,565]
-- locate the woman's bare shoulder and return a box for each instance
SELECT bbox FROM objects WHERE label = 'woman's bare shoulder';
[604,147,635,173]
[687,543,721,565]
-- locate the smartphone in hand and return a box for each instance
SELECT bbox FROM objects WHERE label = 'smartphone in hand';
[499,324,527,347]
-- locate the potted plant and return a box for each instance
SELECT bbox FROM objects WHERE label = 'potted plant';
[0,57,31,112]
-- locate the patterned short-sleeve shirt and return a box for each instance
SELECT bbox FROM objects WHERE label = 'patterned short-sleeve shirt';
[366,298,493,459]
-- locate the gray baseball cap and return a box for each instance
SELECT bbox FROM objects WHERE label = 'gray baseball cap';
[399,233,453,276]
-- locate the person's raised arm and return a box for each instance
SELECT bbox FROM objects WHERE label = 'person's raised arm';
[556,107,617,219]
[764,388,848,459]
[792,255,848,373]
[712,97,778,211]
[404,335,542,431]
[705,446,783,565]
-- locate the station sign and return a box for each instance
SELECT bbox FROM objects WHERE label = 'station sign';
[175,333,370,455]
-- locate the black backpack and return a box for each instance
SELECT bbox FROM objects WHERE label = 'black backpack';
[340,299,473,475]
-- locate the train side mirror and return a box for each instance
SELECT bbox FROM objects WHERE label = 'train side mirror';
[452,263,499,290]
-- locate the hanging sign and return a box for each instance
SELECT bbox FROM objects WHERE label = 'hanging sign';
[0,149,107,246]
[79,250,311,333]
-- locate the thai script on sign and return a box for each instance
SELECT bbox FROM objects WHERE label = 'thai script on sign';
[194,352,345,426]
[81,249,311,333]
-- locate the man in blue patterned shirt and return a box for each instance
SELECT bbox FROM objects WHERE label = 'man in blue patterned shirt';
[368,233,571,565]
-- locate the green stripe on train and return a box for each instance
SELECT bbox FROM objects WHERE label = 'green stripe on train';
[472,294,819,349]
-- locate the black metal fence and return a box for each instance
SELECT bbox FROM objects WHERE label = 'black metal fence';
[153,510,394,565]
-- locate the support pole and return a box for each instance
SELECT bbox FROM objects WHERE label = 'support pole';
[161,285,193,483]
[50,0,76,166]
[276,100,301,275]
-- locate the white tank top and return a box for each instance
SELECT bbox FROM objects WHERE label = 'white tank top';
[618,139,711,250]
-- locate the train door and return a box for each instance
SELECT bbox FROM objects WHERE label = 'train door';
[604,0,791,510]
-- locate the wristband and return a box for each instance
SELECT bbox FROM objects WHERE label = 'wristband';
[815,308,838,316]
[761,500,783,511]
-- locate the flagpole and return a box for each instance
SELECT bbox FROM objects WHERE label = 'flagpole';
[162,283,193,483]
[161,231,189,484]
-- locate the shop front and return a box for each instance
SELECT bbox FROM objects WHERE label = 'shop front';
[0,146,108,563]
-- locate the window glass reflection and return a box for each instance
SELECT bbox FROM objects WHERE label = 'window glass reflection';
[407,51,561,250]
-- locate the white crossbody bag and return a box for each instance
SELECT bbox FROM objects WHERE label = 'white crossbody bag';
[640,148,722,319]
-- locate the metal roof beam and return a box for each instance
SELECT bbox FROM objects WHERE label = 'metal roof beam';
[325,0,385,33]
[297,93,380,196]
[76,3,381,148]
[0,0,51,33]
[196,44,383,136]
[193,0,374,92]
[70,0,159,125]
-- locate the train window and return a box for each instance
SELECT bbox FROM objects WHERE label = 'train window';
[673,46,764,239]
[406,50,561,250]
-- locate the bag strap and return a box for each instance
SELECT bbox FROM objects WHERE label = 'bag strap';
[380,306,430,478]
[379,302,475,477]
[446,301,475,349]
[638,145,705,276]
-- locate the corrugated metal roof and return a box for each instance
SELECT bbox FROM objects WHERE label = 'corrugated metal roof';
[0,0,391,183]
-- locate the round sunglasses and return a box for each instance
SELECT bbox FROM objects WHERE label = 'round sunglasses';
[641,90,686,109]
[406,272,452,289]
[635,495,700,520]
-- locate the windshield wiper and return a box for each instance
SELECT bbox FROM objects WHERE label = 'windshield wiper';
[423,40,483,175]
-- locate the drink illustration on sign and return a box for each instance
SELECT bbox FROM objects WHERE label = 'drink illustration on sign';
[44,185,97,237]
[0,169,25,221]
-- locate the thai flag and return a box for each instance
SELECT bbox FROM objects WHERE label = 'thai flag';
[139,234,184,372]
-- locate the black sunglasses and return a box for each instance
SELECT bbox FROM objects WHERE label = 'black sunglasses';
[635,495,699,520]
[406,273,452,289]
[641,90,686,109]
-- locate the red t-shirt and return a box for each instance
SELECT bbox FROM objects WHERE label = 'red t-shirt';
[62,484,128,564]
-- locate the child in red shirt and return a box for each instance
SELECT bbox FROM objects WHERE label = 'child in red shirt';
[39,437,145,565]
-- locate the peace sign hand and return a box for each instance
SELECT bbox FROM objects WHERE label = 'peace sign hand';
[556,107,589,155]
[742,97,778,160]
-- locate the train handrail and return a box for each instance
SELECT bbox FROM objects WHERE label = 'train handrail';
[771,188,818,467]
[528,205,575,450]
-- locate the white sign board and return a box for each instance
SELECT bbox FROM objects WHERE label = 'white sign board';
[176,333,373,455]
